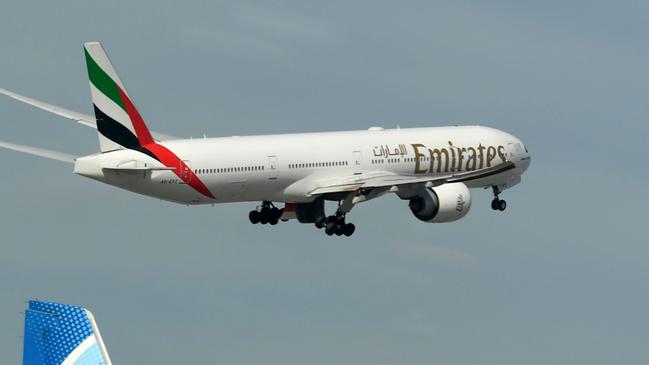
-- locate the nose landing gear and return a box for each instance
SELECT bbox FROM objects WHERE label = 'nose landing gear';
[491,186,507,211]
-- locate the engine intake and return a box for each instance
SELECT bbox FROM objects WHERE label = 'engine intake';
[409,183,471,223]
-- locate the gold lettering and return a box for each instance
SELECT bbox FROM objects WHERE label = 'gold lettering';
[411,144,428,174]
[486,146,497,167]
[448,141,456,171]
[458,147,466,172]
[477,144,486,169]
[411,142,507,173]
[497,145,507,162]
[466,147,477,171]
[429,148,449,173]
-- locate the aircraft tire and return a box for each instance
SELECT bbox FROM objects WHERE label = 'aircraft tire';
[343,223,355,236]
[259,214,269,224]
[335,224,345,236]
[325,222,337,236]
[315,216,326,229]
[261,206,271,217]
[249,210,261,224]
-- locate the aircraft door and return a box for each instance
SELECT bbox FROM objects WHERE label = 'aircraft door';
[268,156,278,179]
[353,150,362,175]
[180,160,192,183]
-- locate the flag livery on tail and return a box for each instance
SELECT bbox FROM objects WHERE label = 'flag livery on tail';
[23,300,112,365]
[83,42,214,199]
[84,42,154,153]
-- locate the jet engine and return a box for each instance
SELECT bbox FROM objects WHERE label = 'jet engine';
[408,183,472,223]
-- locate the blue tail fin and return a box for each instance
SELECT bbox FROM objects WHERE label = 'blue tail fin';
[23,300,112,365]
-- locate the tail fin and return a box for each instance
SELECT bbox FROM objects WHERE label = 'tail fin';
[23,300,113,365]
[84,42,155,152]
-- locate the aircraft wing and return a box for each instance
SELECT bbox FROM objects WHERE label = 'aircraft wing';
[0,140,77,163]
[308,161,516,196]
[0,87,96,126]
[0,87,177,141]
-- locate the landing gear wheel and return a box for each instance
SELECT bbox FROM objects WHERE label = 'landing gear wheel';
[491,186,508,212]
[251,202,285,226]
[325,221,337,236]
[268,207,280,225]
[249,210,261,224]
[335,224,345,236]
[315,216,326,229]
[343,223,355,237]
[259,206,270,224]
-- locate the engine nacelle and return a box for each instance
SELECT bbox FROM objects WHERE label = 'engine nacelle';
[295,197,325,223]
[408,183,472,223]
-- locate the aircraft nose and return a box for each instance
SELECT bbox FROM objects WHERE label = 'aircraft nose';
[518,154,531,172]
[516,141,531,172]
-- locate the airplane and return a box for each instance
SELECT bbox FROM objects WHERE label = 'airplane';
[0,42,531,237]
[22,300,112,365]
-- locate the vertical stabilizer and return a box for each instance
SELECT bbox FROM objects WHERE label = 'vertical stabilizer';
[83,41,154,152]
[23,300,113,365]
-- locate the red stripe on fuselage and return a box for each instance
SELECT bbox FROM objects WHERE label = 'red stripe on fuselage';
[144,143,215,199]
[116,87,214,199]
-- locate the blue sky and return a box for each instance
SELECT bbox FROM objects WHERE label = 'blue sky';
[1,1,647,364]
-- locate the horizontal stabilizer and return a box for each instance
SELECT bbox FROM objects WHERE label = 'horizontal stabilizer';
[0,87,177,141]
[103,166,176,171]
[101,159,176,171]
[0,141,76,163]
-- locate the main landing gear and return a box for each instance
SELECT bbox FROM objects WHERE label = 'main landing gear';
[248,196,358,237]
[249,201,284,225]
[312,195,357,237]
[491,186,507,211]
[315,214,356,237]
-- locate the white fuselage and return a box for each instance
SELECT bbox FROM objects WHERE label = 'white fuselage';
[73,125,531,205]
